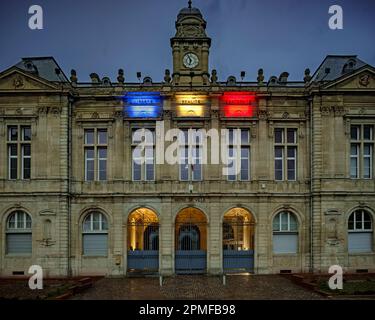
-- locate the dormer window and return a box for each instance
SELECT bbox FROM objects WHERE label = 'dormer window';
[343,59,356,74]
[226,76,237,86]
[143,77,153,86]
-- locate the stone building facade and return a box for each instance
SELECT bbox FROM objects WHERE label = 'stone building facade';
[0,3,375,277]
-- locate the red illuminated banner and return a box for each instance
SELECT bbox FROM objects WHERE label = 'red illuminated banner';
[223,105,255,117]
[221,92,257,118]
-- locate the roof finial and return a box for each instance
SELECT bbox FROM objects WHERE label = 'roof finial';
[188,0,192,9]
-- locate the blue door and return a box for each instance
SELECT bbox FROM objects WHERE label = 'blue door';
[128,250,159,271]
[222,218,255,273]
[223,250,254,272]
[127,223,159,272]
[175,223,207,274]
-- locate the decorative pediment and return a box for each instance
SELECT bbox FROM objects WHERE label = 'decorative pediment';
[0,67,59,91]
[322,66,375,91]
[176,25,205,38]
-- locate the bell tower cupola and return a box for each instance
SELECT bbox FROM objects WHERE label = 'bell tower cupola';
[170,1,211,86]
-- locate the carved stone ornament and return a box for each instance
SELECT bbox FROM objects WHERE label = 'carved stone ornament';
[51,106,61,116]
[13,75,24,89]
[163,110,172,119]
[91,112,99,119]
[176,25,204,38]
[359,74,370,87]
[38,106,49,115]
[251,121,257,138]
[210,109,219,119]
[113,110,123,119]
[257,110,269,120]
[320,106,330,116]
[282,112,290,119]
[320,106,346,117]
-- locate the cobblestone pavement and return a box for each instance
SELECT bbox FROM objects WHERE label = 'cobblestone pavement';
[72,275,326,300]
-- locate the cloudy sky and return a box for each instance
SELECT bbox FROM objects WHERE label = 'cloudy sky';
[0,0,374,82]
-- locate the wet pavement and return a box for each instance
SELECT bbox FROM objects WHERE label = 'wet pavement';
[72,275,326,300]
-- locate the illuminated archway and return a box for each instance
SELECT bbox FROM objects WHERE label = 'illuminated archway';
[127,208,159,272]
[222,208,255,272]
[175,207,207,251]
[175,207,208,274]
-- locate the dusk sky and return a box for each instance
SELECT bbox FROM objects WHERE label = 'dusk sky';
[0,0,374,82]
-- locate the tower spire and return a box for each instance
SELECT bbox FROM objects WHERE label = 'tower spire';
[188,0,192,9]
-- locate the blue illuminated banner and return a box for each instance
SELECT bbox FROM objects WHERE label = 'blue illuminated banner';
[126,105,162,118]
[123,92,162,118]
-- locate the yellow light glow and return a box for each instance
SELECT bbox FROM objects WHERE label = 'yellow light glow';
[175,94,208,105]
[176,105,205,117]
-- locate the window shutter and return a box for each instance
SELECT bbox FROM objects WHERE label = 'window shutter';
[6,233,32,254]
[273,234,298,254]
[83,234,108,256]
[348,232,372,253]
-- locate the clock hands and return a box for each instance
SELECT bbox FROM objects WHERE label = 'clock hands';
[184,53,198,68]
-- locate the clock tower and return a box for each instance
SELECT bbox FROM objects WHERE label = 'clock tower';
[171,0,211,86]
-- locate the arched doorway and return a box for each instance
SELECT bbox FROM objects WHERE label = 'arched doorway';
[175,207,207,274]
[127,208,159,272]
[222,208,255,273]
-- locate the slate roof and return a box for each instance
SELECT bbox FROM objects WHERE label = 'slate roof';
[15,57,69,82]
[311,55,368,82]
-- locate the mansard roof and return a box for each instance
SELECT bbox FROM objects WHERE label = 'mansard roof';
[311,55,368,82]
[15,56,69,83]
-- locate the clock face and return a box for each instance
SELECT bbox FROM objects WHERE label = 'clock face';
[183,53,199,69]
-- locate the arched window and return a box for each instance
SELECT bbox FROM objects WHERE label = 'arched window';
[6,211,32,254]
[348,210,373,253]
[82,212,108,256]
[272,211,298,254]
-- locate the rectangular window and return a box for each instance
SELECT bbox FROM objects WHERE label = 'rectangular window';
[132,128,155,181]
[98,147,107,181]
[274,146,283,181]
[84,128,107,181]
[21,144,31,179]
[350,125,374,179]
[287,147,297,181]
[226,128,250,181]
[7,125,31,180]
[179,128,203,181]
[85,148,95,181]
[274,128,297,181]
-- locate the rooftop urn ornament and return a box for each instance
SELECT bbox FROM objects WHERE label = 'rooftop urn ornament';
[211,69,218,84]
[304,68,312,83]
[164,69,171,83]
[278,72,289,83]
[257,69,264,85]
[70,69,77,84]
[117,69,125,83]
[188,0,192,9]
[90,73,101,84]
